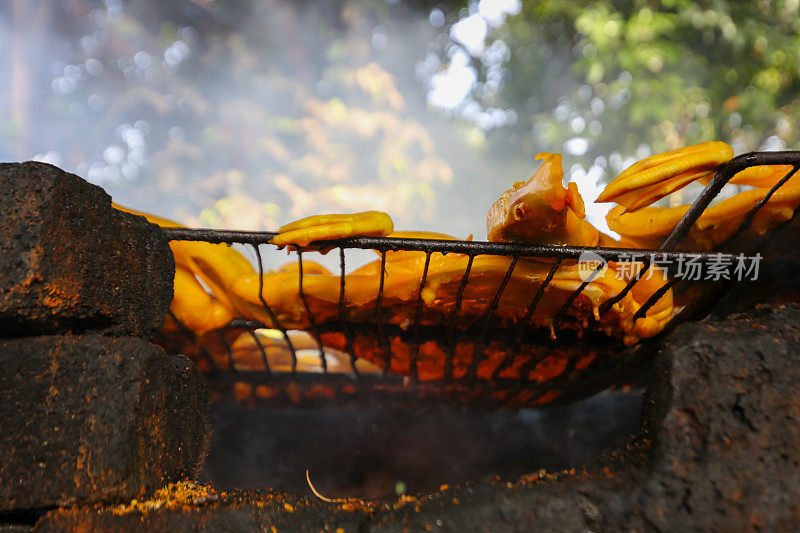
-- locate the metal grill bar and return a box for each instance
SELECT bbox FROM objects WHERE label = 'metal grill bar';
[375,250,390,375]
[217,319,621,350]
[633,277,677,321]
[165,310,219,373]
[517,258,564,342]
[526,338,596,405]
[444,254,474,381]
[296,251,327,372]
[162,227,732,263]
[409,252,433,381]
[717,163,800,249]
[252,244,297,375]
[491,258,565,381]
[516,345,556,386]
[338,247,359,377]
[671,188,800,325]
[603,154,800,321]
[467,255,519,380]
[482,256,519,330]
[632,155,800,321]
[598,260,651,317]
[552,261,604,328]
[246,330,271,375]
[216,329,236,370]
[660,151,800,251]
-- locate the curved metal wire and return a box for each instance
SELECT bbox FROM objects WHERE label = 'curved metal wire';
[159,150,800,406]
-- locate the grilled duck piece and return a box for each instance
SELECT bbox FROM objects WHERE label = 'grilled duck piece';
[598,143,800,251]
[270,210,393,249]
[242,152,675,359]
[486,152,604,246]
[596,141,734,212]
[230,251,672,347]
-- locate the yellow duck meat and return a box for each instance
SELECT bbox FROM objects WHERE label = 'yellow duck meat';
[599,143,800,250]
[227,151,675,380]
[230,250,671,347]
[596,141,734,212]
[123,139,800,385]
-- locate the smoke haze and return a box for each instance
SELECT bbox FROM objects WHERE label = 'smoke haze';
[1,0,518,241]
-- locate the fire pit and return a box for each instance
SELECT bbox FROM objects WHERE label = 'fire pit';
[3,152,800,530]
[29,303,800,530]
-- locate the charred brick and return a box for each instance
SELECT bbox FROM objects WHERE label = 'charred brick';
[0,335,210,511]
[0,161,173,337]
[31,305,800,530]
[376,304,800,531]
[631,303,800,531]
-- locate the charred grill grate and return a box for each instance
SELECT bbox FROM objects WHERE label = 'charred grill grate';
[158,151,800,406]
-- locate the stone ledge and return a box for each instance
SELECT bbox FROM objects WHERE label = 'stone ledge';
[0,161,173,337]
[0,335,210,511]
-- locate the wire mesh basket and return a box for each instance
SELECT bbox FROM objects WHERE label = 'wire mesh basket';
[157,151,800,408]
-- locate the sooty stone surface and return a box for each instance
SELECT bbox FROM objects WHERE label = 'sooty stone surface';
[0,335,210,511]
[0,161,173,337]
[374,303,800,531]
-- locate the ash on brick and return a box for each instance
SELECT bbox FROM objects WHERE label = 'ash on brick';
[0,335,210,511]
[0,161,173,338]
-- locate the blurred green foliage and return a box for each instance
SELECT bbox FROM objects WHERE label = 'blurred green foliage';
[468,0,800,170]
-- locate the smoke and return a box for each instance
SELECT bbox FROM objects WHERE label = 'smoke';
[1,0,516,242]
[202,390,642,499]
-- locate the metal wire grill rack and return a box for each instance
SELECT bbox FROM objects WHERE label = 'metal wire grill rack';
[158,151,800,407]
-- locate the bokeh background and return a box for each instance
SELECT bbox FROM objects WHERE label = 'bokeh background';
[3,0,800,238]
